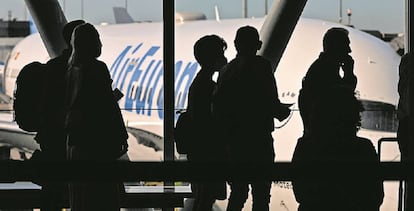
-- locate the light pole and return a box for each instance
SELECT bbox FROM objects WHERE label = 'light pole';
[339,0,343,23]
[81,0,84,19]
[407,0,412,53]
[347,8,352,25]
[242,0,247,18]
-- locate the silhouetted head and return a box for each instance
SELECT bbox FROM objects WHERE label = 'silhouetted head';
[322,27,351,62]
[310,87,363,137]
[71,23,102,60]
[62,20,85,46]
[193,34,227,71]
[234,26,262,56]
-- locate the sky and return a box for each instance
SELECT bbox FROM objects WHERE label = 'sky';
[0,0,405,33]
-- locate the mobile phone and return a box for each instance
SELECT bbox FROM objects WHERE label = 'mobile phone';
[113,88,124,101]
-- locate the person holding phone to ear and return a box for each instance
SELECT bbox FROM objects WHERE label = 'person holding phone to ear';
[298,27,357,136]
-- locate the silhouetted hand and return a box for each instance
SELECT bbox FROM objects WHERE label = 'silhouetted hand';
[341,55,354,74]
[275,104,291,121]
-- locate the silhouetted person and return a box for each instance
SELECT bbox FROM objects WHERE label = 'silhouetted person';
[35,19,85,211]
[186,35,228,211]
[65,23,128,211]
[39,19,85,160]
[292,87,384,211]
[213,26,290,211]
[397,52,414,211]
[299,27,357,135]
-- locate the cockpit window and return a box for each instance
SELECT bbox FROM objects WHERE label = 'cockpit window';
[359,100,398,132]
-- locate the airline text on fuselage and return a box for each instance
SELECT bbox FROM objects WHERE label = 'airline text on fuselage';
[109,43,198,120]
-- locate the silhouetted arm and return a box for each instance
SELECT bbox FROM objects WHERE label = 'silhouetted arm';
[261,59,290,121]
[341,55,357,91]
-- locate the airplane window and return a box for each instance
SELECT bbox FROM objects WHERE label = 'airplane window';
[359,100,398,132]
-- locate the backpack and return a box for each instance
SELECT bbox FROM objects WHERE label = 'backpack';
[174,111,194,154]
[13,62,46,132]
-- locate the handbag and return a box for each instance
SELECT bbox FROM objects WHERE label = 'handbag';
[174,111,195,154]
[103,98,129,159]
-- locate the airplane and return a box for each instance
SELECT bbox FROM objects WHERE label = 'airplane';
[113,6,207,24]
[0,5,402,211]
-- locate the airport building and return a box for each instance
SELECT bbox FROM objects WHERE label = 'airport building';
[0,19,30,62]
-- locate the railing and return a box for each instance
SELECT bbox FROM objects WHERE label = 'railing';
[378,137,403,211]
[0,160,413,182]
[0,137,410,210]
[0,183,191,209]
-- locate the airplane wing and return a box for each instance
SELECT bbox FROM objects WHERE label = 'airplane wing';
[0,112,39,157]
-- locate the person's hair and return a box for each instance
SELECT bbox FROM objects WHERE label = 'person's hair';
[193,34,227,66]
[72,23,101,58]
[68,23,102,67]
[322,27,349,52]
[62,20,86,46]
[234,25,261,54]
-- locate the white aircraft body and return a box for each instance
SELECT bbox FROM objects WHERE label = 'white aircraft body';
[1,17,402,210]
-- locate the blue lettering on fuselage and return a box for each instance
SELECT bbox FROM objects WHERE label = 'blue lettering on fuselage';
[110,44,199,120]
[141,60,162,116]
[175,62,198,109]
[123,46,160,113]
[118,44,143,90]
[110,45,132,85]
